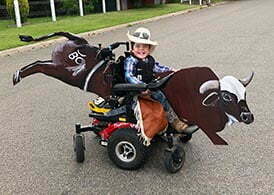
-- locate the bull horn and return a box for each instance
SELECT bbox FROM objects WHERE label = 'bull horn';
[199,80,220,94]
[239,72,254,87]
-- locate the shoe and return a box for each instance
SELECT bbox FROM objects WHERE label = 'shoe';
[171,119,188,132]
[183,125,199,135]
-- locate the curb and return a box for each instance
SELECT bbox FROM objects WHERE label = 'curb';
[0,2,227,57]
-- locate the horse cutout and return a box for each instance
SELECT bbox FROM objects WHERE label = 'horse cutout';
[13,32,254,145]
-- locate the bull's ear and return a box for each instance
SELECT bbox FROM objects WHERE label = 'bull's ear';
[202,92,220,107]
[239,72,254,87]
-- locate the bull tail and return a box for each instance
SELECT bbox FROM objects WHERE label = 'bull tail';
[19,32,88,44]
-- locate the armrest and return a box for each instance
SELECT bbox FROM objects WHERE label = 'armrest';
[112,83,147,92]
[147,72,174,90]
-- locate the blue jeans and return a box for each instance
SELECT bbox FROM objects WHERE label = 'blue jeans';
[131,90,177,123]
[150,90,170,112]
[150,90,176,123]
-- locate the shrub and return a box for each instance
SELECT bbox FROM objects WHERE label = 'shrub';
[130,0,143,7]
[62,0,78,15]
[167,0,180,3]
[85,0,99,13]
[61,0,99,15]
[6,0,29,23]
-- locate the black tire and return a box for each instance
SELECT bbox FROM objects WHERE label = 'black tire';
[107,128,147,170]
[180,134,192,143]
[74,135,85,163]
[164,146,185,173]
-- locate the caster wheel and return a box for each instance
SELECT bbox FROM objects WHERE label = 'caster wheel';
[73,134,85,163]
[107,128,148,170]
[164,146,185,173]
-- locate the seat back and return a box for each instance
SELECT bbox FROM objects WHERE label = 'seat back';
[102,52,134,96]
[112,55,126,85]
[111,52,131,85]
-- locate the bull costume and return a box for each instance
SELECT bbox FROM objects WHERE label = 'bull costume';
[13,31,255,146]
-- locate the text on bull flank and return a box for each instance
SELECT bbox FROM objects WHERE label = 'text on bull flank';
[67,49,87,76]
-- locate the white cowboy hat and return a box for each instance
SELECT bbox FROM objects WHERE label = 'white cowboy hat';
[127,27,158,52]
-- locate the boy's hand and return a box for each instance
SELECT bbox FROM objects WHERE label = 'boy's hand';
[97,48,112,59]
[141,89,151,95]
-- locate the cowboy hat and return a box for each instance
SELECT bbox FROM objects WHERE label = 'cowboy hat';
[127,27,158,52]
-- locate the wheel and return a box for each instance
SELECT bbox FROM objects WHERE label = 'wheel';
[107,128,148,170]
[73,134,85,163]
[180,134,192,143]
[164,146,185,173]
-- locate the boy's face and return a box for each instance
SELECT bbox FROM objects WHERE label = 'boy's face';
[132,43,150,59]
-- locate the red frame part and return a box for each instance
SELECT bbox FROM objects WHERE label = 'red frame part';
[92,119,136,140]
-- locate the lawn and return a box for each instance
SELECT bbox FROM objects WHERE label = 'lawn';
[0,3,198,51]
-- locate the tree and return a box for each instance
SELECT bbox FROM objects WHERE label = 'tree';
[6,0,29,23]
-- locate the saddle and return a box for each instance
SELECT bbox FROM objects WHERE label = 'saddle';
[134,95,168,146]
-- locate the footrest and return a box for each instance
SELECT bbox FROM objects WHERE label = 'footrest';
[88,101,111,113]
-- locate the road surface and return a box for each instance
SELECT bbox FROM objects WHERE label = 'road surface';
[0,0,273,194]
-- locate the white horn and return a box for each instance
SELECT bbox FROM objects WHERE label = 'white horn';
[239,72,254,87]
[199,80,220,94]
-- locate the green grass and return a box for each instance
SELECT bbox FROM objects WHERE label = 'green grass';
[211,0,224,3]
[0,3,197,51]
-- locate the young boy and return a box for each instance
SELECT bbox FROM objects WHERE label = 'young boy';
[124,27,189,131]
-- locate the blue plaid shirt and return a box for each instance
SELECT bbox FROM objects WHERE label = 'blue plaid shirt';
[124,55,173,84]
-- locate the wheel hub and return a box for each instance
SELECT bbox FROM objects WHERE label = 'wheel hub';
[115,141,136,162]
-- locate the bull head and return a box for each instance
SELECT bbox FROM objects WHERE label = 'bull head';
[199,72,254,125]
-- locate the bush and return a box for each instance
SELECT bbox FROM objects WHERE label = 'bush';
[86,0,100,13]
[84,0,94,14]
[130,0,143,7]
[6,0,29,23]
[167,0,180,3]
[61,0,99,15]
[28,0,64,18]
[62,0,78,15]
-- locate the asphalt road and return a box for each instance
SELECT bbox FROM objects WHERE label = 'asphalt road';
[1,0,274,194]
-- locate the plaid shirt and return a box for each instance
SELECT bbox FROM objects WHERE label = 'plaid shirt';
[124,55,173,84]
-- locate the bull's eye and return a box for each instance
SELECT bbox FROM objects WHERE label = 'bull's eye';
[222,93,233,102]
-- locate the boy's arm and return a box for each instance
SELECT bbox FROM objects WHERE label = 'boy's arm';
[124,57,144,84]
[153,62,175,73]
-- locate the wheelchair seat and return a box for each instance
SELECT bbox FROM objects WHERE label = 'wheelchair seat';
[108,52,174,96]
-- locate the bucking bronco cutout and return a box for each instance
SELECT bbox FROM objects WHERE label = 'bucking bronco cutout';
[13,32,255,145]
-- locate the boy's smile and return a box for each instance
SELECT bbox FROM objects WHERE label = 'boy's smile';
[132,43,150,59]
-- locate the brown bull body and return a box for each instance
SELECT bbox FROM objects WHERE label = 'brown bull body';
[161,67,228,145]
